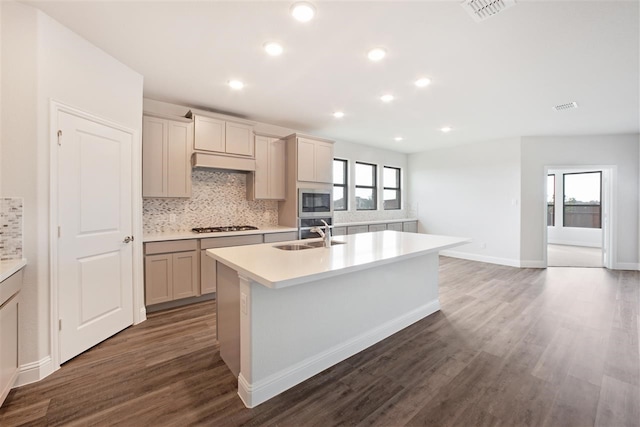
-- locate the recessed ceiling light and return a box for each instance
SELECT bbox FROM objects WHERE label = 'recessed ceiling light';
[394,136,404,141]
[264,42,283,56]
[228,80,244,90]
[380,94,394,103]
[367,48,387,62]
[441,126,452,133]
[290,2,316,22]
[333,111,345,118]
[415,78,431,88]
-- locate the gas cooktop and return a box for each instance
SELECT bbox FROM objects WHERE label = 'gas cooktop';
[191,225,259,234]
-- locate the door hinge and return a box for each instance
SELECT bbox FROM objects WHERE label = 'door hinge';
[59,319,62,331]
[57,130,62,146]
[58,226,61,238]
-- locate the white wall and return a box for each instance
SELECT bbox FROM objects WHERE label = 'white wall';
[547,168,603,248]
[407,137,522,266]
[521,135,639,269]
[1,1,143,381]
[333,140,409,223]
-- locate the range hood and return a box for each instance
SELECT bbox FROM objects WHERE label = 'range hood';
[192,152,256,172]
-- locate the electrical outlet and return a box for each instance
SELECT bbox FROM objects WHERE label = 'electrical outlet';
[169,214,177,223]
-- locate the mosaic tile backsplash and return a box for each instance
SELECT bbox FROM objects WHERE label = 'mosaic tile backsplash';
[1,198,23,260]
[143,169,279,233]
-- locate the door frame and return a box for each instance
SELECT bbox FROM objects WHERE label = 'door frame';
[542,164,616,269]
[49,100,145,370]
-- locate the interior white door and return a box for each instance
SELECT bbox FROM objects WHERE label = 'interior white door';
[57,110,134,364]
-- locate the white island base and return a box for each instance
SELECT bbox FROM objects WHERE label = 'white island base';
[208,231,470,408]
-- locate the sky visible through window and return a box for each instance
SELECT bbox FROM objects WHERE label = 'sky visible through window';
[565,173,601,203]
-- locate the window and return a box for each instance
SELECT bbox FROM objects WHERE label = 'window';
[383,166,401,210]
[547,174,555,226]
[355,162,377,210]
[333,159,348,211]
[563,171,601,229]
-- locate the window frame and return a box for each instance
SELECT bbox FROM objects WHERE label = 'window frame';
[383,166,402,210]
[562,171,602,229]
[547,174,555,227]
[332,158,348,211]
[355,161,377,211]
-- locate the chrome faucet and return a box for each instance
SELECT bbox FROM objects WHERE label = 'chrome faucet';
[310,220,332,247]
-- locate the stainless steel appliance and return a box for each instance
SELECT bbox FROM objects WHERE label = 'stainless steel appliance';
[299,217,333,239]
[298,188,332,218]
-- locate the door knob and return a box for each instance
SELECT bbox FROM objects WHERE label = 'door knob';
[123,236,134,243]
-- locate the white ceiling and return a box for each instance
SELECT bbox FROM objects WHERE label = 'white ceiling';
[26,0,640,153]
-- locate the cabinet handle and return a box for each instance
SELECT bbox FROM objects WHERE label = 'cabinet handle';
[123,236,134,243]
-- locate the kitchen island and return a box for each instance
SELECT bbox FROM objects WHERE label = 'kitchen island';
[206,230,469,408]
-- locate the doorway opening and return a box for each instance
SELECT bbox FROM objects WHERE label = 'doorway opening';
[544,166,615,268]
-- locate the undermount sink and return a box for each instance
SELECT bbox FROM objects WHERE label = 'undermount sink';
[273,244,315,251]
[305,240,347,248]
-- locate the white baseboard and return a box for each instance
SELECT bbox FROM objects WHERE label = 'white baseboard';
[237,299,441,408]
[15,355,56,387]
[440,250,522,268]
[548,240,602,248]
[613,262,640,271]
[520,260,547,268]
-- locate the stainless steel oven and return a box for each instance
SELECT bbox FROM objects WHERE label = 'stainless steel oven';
[299,217,333,240]
[298,188,332,218]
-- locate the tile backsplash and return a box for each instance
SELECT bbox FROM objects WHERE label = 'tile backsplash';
[0,198,23,260]
[143,169,279,233]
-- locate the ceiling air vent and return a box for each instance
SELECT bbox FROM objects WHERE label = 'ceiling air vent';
[461,0,516,22]
[553,102,579,112]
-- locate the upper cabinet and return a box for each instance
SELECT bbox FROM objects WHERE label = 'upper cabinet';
[248,135,285,200]
[297,137,334,183]
[193,115,254,158]
[142,115,192,198]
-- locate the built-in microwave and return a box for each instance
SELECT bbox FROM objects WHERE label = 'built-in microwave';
[298,188,332,218]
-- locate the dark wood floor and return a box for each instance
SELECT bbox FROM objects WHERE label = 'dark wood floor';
[1,257,638,426]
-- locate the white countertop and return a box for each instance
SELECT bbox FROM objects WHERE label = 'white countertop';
[207,231,470,289]
[333,218,418,227]
[143,225,298,242]
[0,258,27,282]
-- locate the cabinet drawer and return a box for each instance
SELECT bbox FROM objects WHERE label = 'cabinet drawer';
[0,270,22,307]
[201,234,263,249]
[347,225,369,235]
[264,232,299,243]
[145,239,198,255]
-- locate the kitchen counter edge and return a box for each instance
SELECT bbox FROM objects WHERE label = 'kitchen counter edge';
[333,218,418,227]
[143,226,298,243]
[0,258,27,282]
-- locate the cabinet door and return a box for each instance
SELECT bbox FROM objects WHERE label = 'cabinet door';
[167,121,192,197]
[314,141,334,183]
[200,250,217,294]
[269,138,286,199]
[387,222,403,231]
[145,254,172,305]
[0,293,18,405]
[253,135,270,199]
[172,251,199,300]
[194,116,225,153]
[332,226,347,236]
[403,221,418,233]
[297,138,316,182]
[369,224,387,232]
[225,122,253,157]
[142,116,167,197]
[347,225,369,235]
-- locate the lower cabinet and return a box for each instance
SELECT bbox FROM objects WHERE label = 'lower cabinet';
[347,225,369,235]
[403,221,418,233]
[144,240,199,305]
[332,226,346,237]
[387,222,403,231]
[264,231,299,243]
[369,224,386,232]
[1,269,22,407]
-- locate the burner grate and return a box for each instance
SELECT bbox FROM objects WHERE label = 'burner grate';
[192,225,259,234]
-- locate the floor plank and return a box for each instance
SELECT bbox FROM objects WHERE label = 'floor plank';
[1,257,638,426]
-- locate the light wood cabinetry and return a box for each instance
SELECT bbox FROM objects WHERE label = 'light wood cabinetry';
[347,225,369,235]
[193,115,254,157]
[248,135,285,200]
[297,137,334,183]
[332,227,346,237]
[144,240,199,305]
[387,222,403,231]
[1,269,22,407]
[200,234,263,296]
[142,115,192,198]
[369,224,387,232]
[263,231,299,243]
